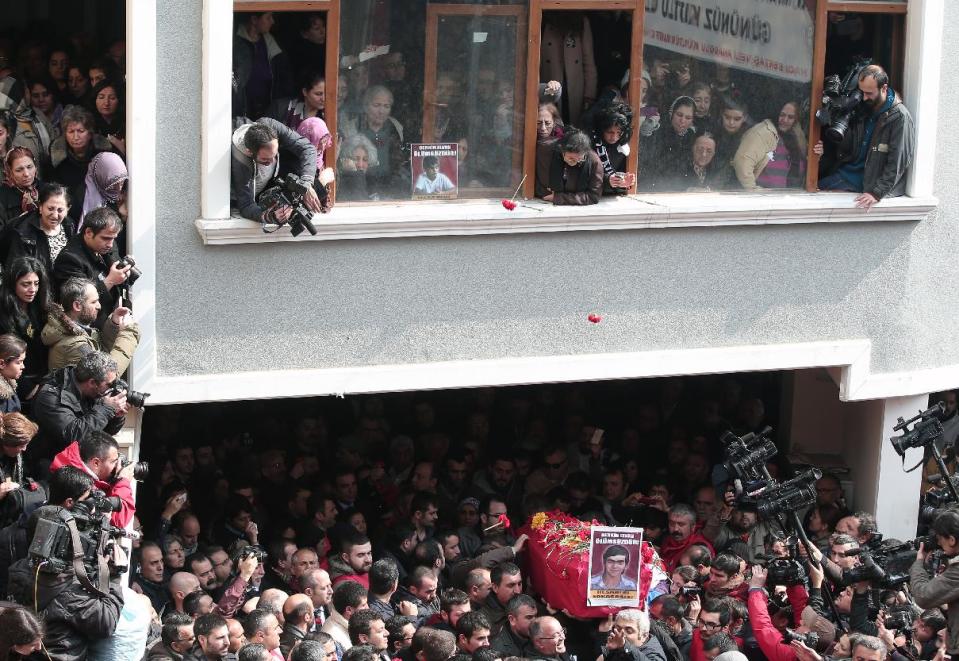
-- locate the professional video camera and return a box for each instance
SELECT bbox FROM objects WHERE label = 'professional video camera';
[890,402,945,458]
[838,548,910,589]
[722,428,778,488]
[114,255,142,287]
[883,606,914,634]
[27,490,139,593]
[766,556,807,587]
[259,173,318,237]
[107,377,150,409]
[815,57,873,143]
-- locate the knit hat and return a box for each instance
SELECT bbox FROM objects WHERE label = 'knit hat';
[800,606,837,650]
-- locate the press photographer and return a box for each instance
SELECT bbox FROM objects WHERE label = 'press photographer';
[230,117,324,231]
[50,429,138,527]
[814,63,915,210]
[910,510,959,657]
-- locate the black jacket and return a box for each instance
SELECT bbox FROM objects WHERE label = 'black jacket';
[52,233,120,329]
[8,558,124,661]
[490,625,533,657]
[6,211,76,280]
[821,91,915,200]
[280,623,307,659]
[30,365,125,460]
[602,636,668,661]
[0,182,40,228]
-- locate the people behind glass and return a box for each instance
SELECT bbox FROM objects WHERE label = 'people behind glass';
[413,156,455,196]
[639,96,696,192]
[51,106,111,222]
[268,71,326,132]
[713,96,751,170]
[340,85,405,199]
[0,147,42,226]
[233,11,293,119]
[540,12,597,126]
[455,137,488,188]
[638,69,660,138]
[337,134,378,202]
[0,256,53,401]
[677,132,731,192]
[688,82,715,134]
[535,129,603,206]
[592,102,635,195]
[733,101,806,190]
[90,79,124,156]
[5,183,75,280]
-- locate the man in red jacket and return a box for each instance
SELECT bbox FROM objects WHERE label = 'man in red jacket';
[746,565,813,661]
[50,429,136,528]
[660,504,715,572]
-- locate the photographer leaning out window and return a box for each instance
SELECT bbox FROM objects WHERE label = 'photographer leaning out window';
[814,64,915,210]
[230,117,324,224]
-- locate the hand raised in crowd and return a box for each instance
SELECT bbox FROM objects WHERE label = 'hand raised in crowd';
[749,564,768,589]
[117,460,138,481]
[161,491,188,520]
[606,624,626,650]
[105,260,133,288]
[687,594,702,622]
[790,640,823,661]
[806,551,824,588]
[544,80,561,97]
[512,533,529,555]
[238,554,258,582]
[244,521,259,544]
[398,600,418,617]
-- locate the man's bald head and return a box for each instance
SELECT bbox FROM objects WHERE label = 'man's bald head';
[283,593,315,629]
[170,571,201,597]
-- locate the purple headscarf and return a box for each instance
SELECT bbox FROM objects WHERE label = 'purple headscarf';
[296,117,331,171]
[80,152,128,228]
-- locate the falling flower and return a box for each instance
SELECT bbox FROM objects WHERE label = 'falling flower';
[502,199,517,210]
[588,313,602,323]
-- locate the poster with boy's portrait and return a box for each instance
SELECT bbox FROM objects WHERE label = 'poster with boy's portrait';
[586,526,644,607]
[411,143,458,200]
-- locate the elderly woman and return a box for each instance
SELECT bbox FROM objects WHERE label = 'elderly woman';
[0,147,42,226]
[268,70,326,131]
[537,103,564,144]
[639,96,696,191]
[89,79,125,156]
[337,133,379,201]
[5,183,75,277]
[689,81,715,134]
[676,132,731,192]
[342,85,405,198]
[51,105,111,220]
[535,128,603,206]
[733,100,806,190]
[592,102,636,195]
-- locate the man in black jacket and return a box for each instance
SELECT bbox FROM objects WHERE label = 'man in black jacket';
[52,206,132,329]
[184,612,233,661]
[30,350,127,461]
[815,63,915,211]
[8,504,126,661]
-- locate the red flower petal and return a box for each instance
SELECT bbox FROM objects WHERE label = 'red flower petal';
[587,313,602,323]
[501,199,517,210]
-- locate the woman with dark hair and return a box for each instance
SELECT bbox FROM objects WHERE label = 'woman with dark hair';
[5,183,74,277]
[27,76,63,135]
[0,257,53,401]
[0,148,42,226]
[0,335,27,413]
[65,64,91,106]
[268,70,326,131]
[48,49,70,95]
[0,109,14,153]
[0,605,43,659]
[51,106,111,220]
[90,79,125,156]
[535,128,603,206]
[592,102,636,195]
[714,95,751,170]
[640,96,696,191]
[733,100,807,190]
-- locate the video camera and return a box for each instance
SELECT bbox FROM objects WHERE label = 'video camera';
[890,402,945,458]
[783,629,819,649]
[107,377,150,409]
[815,57,872,143]
[259,173,318,237]
[28,490,139,582]
[766,556,807,587]
[838,548,910,589]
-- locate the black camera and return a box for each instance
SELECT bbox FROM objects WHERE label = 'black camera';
[117,457,149,482]
[107,377,150,408]
[259,173,318,237]
[754,469,822,520]
[884,607,914,632]
[839,550,910,589]
[783,629,819,649]
[766,557,807,587]
[722,429,778,484]
[815,57,872,143]
[890,402,945,458]
[114,255,142,287]
[233,544,267,564]
[679,585,702,598]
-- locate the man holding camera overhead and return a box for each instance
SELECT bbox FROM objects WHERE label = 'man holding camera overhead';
[813,63,915,211]
[31,350,129,462]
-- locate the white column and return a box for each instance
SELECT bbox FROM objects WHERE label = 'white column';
[201,0,234,219]
[874,395,930,540]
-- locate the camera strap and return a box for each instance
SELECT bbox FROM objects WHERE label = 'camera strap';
[59,510,109,598]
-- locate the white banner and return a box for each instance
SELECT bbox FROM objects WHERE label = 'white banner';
[644,0,815,83]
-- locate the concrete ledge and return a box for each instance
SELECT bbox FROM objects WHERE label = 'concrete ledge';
[194,193,938,245]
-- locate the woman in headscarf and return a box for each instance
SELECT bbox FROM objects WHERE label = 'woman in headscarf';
[79,151,128,229]
[51,106,111,222]
[0,147,42,227]
[639,96,696,191]
[295,116,333,212]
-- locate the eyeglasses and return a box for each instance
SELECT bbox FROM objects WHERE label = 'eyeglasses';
[700,621,722,630]
[536,628,567,641]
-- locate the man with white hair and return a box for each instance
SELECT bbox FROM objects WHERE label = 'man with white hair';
[598,609,667,661]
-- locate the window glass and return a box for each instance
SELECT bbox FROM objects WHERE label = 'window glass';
[337,0,528,202]
[639,0,817,193]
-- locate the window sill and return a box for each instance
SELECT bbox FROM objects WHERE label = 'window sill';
[194,192,938,245]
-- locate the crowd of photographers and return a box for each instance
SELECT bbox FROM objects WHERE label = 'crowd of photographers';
[0,376,954,661]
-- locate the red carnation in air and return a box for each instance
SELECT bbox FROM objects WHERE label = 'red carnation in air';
[588,313,602,323]
[501,199,517,210]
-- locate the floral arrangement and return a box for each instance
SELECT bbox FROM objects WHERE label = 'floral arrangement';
[520,510,666,618]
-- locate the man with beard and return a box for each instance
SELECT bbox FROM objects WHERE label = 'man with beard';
[702,553,748,603]
[44,277,140,371]
[814,64,915,210]
[330,531,373,588]
[183,613,231,661]
[660,504,714,572]
[702,489,784,564]
[472,454,524,522]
